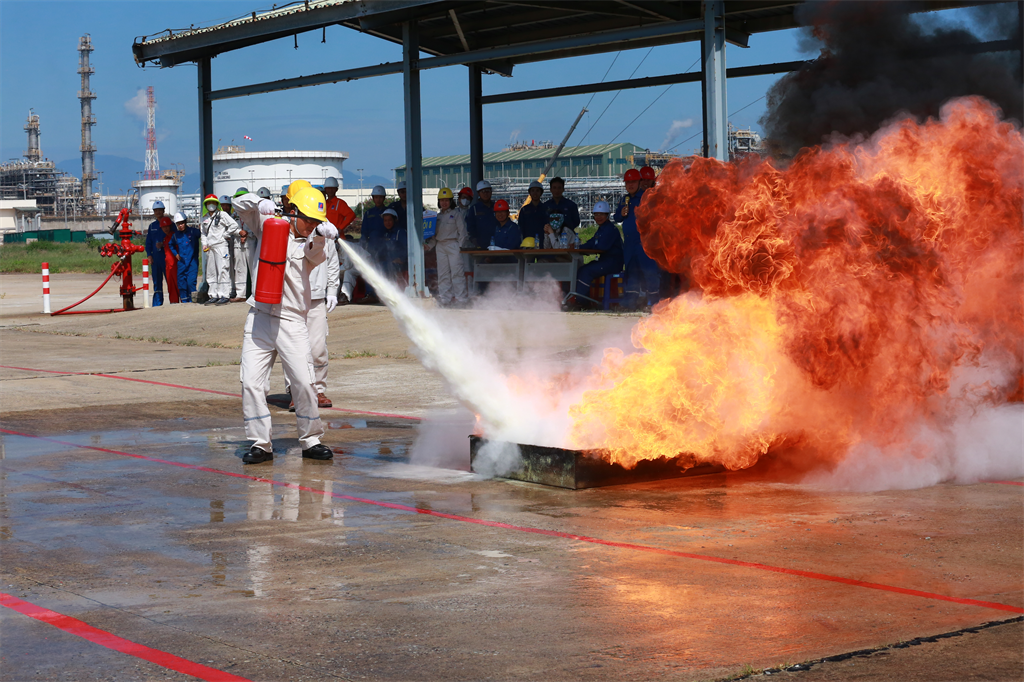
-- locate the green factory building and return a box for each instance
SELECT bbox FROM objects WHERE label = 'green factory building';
[395,142,644,189]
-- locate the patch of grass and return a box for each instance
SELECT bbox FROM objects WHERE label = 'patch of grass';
[341,349,377,358]
[180,339,198,346]
[0,239,129,274]
[204,359,239,366]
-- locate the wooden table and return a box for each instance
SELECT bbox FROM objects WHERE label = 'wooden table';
[461,249,602,293]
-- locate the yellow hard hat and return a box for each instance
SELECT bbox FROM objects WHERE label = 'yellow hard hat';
[437,187,454,200]
[285,179,312,200]
[520,237,536,248]
[290,186,328,222]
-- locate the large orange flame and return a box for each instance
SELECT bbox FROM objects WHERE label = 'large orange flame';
[570,97,1023,471]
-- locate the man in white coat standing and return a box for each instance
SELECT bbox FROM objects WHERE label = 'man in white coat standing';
[237,186,338,464]
[201,194,240,305]
[286,232,339,409]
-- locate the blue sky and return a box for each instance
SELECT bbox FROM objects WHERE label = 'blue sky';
[0,1,981,187]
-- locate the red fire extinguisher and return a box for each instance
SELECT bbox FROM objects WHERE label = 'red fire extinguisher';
[255,217,291,304]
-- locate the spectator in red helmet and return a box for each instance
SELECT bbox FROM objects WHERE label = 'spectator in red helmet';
[615,168,662,308]
[490,199,522,250]
[639,165,657,190]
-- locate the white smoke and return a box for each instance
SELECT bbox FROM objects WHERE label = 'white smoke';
[660,118,694,151]
[124,88,152,140]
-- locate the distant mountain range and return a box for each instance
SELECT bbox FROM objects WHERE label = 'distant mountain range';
[57,156,392,195]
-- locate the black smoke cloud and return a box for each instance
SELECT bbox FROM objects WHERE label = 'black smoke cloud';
[761,1,1023,157]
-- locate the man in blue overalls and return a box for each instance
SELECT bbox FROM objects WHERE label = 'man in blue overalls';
[169,212,201,303]
[144,200,168,306]
[615,169,662,308]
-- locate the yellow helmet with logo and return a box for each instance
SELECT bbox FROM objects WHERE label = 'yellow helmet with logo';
[285,179,312,200]
[437,187,454,200]
[520,237,536,248]
[290,186,328,222]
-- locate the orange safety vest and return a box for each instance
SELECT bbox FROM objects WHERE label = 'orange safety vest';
[326,196,356,232]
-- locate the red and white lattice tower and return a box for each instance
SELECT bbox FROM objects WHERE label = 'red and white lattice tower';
[144,86,159,180]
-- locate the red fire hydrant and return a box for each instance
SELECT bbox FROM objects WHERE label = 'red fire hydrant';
[99,206,146,310]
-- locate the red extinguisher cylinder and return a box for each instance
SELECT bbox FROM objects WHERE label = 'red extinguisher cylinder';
[255,218,291,304]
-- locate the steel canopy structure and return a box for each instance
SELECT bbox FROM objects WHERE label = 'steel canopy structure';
[132,0,992,297]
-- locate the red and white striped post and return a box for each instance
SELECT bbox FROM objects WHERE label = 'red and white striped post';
[41,262,51,314]
[142,258,150,308]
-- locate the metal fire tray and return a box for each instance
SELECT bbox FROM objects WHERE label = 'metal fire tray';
[469,436,724,489]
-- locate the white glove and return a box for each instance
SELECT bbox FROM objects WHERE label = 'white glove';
[317,222,339,240]
[325,295,338,313]
[258,199,277,216]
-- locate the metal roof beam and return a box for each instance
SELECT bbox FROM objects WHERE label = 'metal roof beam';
[209,61,404,101]
[415,16,705,69]
[606,0,679,21]
[480,60,808,105]
[133,0,440,66]
[357,1,466,31]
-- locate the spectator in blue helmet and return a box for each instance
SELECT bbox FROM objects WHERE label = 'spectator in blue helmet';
[144,200,169,306]
[465,180,498,248]
[569,201,623,309]
[381,207,408,282]
[517,180,548,246]
[389,181,408,233]
[543,177,580,239]
[169,212,201,303]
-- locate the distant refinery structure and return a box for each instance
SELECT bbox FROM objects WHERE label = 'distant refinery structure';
[1,34,98,218]
[78,34,97,209]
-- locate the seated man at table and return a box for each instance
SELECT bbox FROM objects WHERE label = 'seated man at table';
[542,211,580,249]
[483,200,522,266]
[568,200,623,310]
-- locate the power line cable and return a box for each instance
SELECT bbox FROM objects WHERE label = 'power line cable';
[575,48,657,147]
[609,56,701,145]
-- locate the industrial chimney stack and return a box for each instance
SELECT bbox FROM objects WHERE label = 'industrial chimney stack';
[78,34,97,206]
[144,86,159,180]
[24,110,41,162]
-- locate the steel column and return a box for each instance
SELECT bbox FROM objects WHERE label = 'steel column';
[702,0,728,161]
[197,58,214,197]
[468,64,484,190]
[403,22,426,298]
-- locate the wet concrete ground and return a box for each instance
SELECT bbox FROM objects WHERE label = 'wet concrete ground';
[0,277,1022,681]
[1,395,1021,681]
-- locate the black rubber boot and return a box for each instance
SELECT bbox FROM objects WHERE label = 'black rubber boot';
[242,445,273,464]
[302,443,334,460]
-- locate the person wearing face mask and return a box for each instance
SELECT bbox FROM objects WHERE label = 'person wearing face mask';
[200,194,240,305]
[457,186,474,214]
[238,186,336,464]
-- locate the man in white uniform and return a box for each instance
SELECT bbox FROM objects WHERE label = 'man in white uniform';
[201,194,240,305]
[238,186,338,464]
[285,232,339,409]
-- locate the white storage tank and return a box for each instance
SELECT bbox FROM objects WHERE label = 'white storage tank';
[134,177,181,217]
[213,148,349,198]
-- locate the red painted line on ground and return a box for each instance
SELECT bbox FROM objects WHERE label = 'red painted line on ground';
[0,364,420,420]
[0,592,250,681]
[991,480,1024,486]
[3,428,1021,616]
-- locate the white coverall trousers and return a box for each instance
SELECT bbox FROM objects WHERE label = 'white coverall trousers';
[435,239,468,303]
[284,298,329,394]
[206,243,232,299]
[230,236,249,298]
[241,308,324,451]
